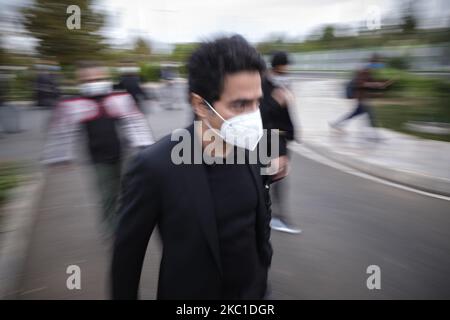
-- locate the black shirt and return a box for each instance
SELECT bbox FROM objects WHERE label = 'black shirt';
[83,96,122,164]
[205,160,265,299]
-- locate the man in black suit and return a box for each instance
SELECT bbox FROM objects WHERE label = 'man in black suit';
[111,35,275,300]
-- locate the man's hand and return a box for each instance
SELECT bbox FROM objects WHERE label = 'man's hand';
[268,155,290,182]
[272,88,294,107]
[47,161,73,172]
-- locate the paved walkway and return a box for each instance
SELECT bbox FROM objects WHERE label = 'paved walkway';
[14,164,161,299]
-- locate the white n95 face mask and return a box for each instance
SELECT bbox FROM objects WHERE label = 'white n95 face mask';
[203,99,263,151]
[79,81,113,97]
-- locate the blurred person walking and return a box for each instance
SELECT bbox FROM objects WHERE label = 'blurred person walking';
[0,73,6,137]
[0,72,22,134]
[42,61,154,237]
[158,62,180,110]
[111,35,276,300]
[260,51,301,234]
[34,61,61,109]
[330,55,393,140]
[115,61,149,113]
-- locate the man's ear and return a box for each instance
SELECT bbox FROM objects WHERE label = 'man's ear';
[191,93,209,120]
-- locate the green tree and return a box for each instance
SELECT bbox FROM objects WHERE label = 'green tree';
[22,0,108,66]
[0,39,6,65]
[170,43,198,63]
[402,14,417,34]
[401,0,417,34]
[132,37,152,61]
[321,26,335,42]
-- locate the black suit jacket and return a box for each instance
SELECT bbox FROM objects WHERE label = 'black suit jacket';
[111,124,273,299]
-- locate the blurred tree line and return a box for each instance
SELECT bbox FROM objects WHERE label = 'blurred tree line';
[8,0,450,70]
[256,24,450,55]
[256,4,449,55]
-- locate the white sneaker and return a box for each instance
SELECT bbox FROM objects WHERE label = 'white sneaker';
[270,218,302,234]
[329,121,344,132]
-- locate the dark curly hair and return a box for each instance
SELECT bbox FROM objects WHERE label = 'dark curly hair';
[187,34,266,104]
[270,51,290,68]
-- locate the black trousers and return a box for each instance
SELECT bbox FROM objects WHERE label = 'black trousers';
[338,101,377,127]
[271,148,293,225]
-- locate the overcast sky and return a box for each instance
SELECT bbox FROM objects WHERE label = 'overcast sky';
[1,0,449,52]
[101,0,394,44]
[99,0,449,45]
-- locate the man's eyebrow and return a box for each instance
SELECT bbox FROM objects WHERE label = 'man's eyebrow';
[230,97,263,104]
[230,99,252,104]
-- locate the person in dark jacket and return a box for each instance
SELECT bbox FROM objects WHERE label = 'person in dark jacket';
[115,62,149,112]
[330,55,393,140]
[34,61,60,108]
[111,35,275,300]
[0,74,7,136]
[260,51,301,234]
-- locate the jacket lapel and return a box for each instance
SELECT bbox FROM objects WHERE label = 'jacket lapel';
[247,152,272,266]
[248,160,267,227]
[181,124,223,276]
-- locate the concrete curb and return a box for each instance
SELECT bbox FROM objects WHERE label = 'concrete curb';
[0,171,47,299]
[303,141,450,197]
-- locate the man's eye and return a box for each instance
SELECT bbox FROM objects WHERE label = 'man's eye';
[232,101,247,109]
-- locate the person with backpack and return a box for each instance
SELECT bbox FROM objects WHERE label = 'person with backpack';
[330,55,393,139]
